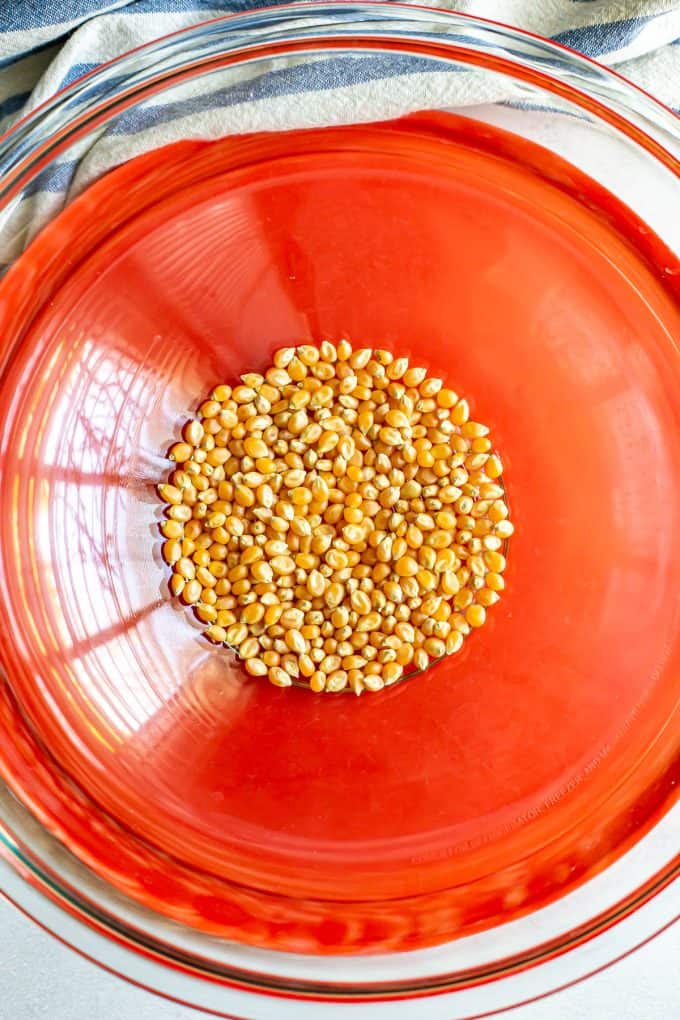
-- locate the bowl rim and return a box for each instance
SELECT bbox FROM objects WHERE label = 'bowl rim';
[0,0,678,210]
[1,823,678,1018]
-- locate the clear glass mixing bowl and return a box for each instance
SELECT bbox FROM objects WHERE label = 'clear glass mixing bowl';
[0,4,678,1017]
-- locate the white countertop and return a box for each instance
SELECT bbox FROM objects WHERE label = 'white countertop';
[2,896,678,1019]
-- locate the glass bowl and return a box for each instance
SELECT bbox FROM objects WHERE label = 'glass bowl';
[0,3,678,1017]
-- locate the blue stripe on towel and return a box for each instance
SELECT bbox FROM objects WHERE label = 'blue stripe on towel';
[553,13,658,56]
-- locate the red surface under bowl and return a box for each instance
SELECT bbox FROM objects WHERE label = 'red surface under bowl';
[0,105,678,957]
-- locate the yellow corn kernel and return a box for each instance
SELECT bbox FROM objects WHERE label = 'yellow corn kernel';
[356,611,381,632]
[416,568,436,591]
[379,426,402,446]
[324,582,345,609]
[395,555,418,577]
[465,604,486,628]
[382,661,403,685]
[242,603,265,625]
[269,666,293,688]
[385,409,410,429]
[270,555,296,575]
[485,572,505,592]
[181,579,202,604]
[243,658,267,677]
[158,483,182,505]
[205,624,227,643]
[350,590,371,615]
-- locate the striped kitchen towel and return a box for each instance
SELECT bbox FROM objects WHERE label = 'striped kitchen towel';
[0,2,678,265]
